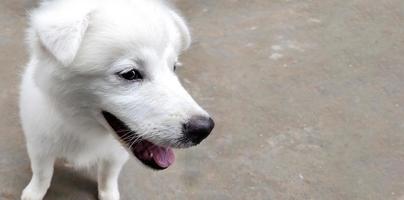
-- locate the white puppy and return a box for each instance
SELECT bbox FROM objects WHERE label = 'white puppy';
[19,0,214,199]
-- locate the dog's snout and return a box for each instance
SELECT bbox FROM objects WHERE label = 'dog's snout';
[183,116,214,144]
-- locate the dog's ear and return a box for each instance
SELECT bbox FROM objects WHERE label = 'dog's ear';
[169,10,191,51]
[30,2,93,66]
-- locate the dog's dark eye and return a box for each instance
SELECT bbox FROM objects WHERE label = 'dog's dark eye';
[119,69,143,81]
[173,62,181,72]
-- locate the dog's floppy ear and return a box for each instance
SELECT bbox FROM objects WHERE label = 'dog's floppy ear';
[30,2,93,66]
[169,10,191,51]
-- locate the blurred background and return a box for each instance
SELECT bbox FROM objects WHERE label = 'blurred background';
[1,0,404,199]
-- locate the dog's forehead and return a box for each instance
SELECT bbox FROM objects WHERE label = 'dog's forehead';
[93,1,175,50]
[74,2,181,73]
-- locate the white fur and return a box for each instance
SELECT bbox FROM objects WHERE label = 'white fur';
[20,0,208,199]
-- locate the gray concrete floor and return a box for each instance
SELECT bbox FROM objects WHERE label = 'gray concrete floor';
[1,0,404,199]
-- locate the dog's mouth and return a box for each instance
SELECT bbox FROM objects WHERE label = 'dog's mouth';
[102,111,175,170]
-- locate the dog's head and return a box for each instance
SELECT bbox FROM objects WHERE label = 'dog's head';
[29,0,214,169]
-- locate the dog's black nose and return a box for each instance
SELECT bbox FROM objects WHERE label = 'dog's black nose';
[183,116,215,144]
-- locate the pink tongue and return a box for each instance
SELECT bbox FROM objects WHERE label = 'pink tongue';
[151,146,175,168]
[132,140,175,169]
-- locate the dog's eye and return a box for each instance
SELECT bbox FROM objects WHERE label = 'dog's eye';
[173,62,182,72]
[119,69,143,81]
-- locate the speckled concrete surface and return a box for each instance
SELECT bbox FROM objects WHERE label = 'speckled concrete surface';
[1,0,404,199]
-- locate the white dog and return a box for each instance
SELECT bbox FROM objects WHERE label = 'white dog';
[19,0,214,199]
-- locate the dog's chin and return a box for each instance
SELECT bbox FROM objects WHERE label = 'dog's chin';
[101,111,176,170]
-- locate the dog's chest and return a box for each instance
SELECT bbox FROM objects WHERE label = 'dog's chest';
[56,131,122,167]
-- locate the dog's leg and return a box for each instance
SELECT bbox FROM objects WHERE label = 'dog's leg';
[21,154,55,200]
[97,157,127,200]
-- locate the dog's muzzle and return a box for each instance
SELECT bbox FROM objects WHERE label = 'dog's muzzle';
[102,111,214,170]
